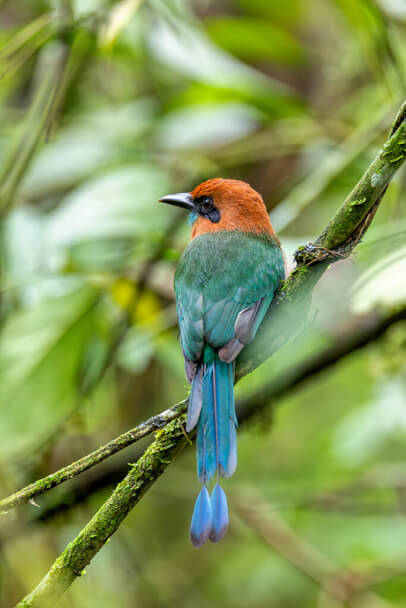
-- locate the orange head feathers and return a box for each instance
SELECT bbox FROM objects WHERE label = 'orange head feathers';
[159,178,277,240]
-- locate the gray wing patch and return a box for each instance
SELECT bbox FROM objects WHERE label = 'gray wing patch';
[219,294,273,364]
[235,295,272,344]
[235,300,263,344]
[184,358,197,383]
[218,337,244,363]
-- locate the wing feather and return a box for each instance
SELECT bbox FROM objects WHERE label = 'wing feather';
[175,232,285,371]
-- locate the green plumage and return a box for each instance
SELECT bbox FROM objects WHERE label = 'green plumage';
[175,230,284,361]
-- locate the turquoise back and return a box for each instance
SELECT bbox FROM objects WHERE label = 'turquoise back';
[175,230,284,362]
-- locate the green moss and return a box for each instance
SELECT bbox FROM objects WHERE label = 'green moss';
[350,197,367,206]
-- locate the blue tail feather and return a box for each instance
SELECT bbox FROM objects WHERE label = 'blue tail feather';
[225,421,237,477]
[188,346,237,546]
[193,353,237,482]
[210,484,229,543]
[200,365,217,480]
[190,486,212,548]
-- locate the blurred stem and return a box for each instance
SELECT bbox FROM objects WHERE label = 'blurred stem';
[0,13,53,79]
[236,491,396,608]
[0,7,74,218]
[271,103,393,232]
[0,60,63,217]
[99,0,144,49]
[237,306,406,418]
[13,100,406,607]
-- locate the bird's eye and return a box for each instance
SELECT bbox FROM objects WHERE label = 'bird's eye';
[200,197,213,213]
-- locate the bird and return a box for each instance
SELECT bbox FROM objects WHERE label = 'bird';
[159,178,285,547]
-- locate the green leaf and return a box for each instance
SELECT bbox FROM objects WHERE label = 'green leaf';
[47,165,173,248]
[352,244,406,313]
[205,17,306,65]
[21,100,156,198]
[0,286,98,459]
[156,102,261,150]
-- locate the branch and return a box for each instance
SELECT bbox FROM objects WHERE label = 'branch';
[15,101,406,607]
[16,416,189,608]
[0,401,185,513]
[236,100,406,379]
[238,305,406,419]
[4,303,406,517]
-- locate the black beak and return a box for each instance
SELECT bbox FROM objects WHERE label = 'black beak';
[159,192,195,211]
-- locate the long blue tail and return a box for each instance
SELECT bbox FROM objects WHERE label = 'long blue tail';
[188,347,237,548]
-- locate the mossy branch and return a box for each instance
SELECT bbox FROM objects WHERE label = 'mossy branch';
[14,101,406,607]
[16,416,189,608]
[4,304,406,517]
[0,402,186,513]
[236,100,406,378]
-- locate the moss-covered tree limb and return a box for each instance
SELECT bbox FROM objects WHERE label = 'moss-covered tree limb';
[16,416,189,608]
[0,401,186,513]
[1,301,404,525]
[236,99,406,379]
[14,101,406,607]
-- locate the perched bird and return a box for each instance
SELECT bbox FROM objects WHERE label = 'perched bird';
[160,178,285,547]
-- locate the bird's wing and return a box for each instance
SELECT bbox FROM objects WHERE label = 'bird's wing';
[203,239,284,359]
[175,232,285,375]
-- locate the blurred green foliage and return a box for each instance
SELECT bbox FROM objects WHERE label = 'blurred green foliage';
[0,0,406,607]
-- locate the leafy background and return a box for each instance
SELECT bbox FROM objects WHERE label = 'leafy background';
[1,0,406,606]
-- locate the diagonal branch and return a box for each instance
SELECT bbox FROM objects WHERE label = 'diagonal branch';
[15,416,189,608]
[236,99,406,380]
[14,101,406,607]
[0,401,186,513]
[3,303,406,516]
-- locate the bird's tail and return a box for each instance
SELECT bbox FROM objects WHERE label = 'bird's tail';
[187,345,237,548]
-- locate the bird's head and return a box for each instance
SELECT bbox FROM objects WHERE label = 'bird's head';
[159,178,277,240]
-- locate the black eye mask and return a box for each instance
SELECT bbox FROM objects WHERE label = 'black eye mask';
[194,196,221,223]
